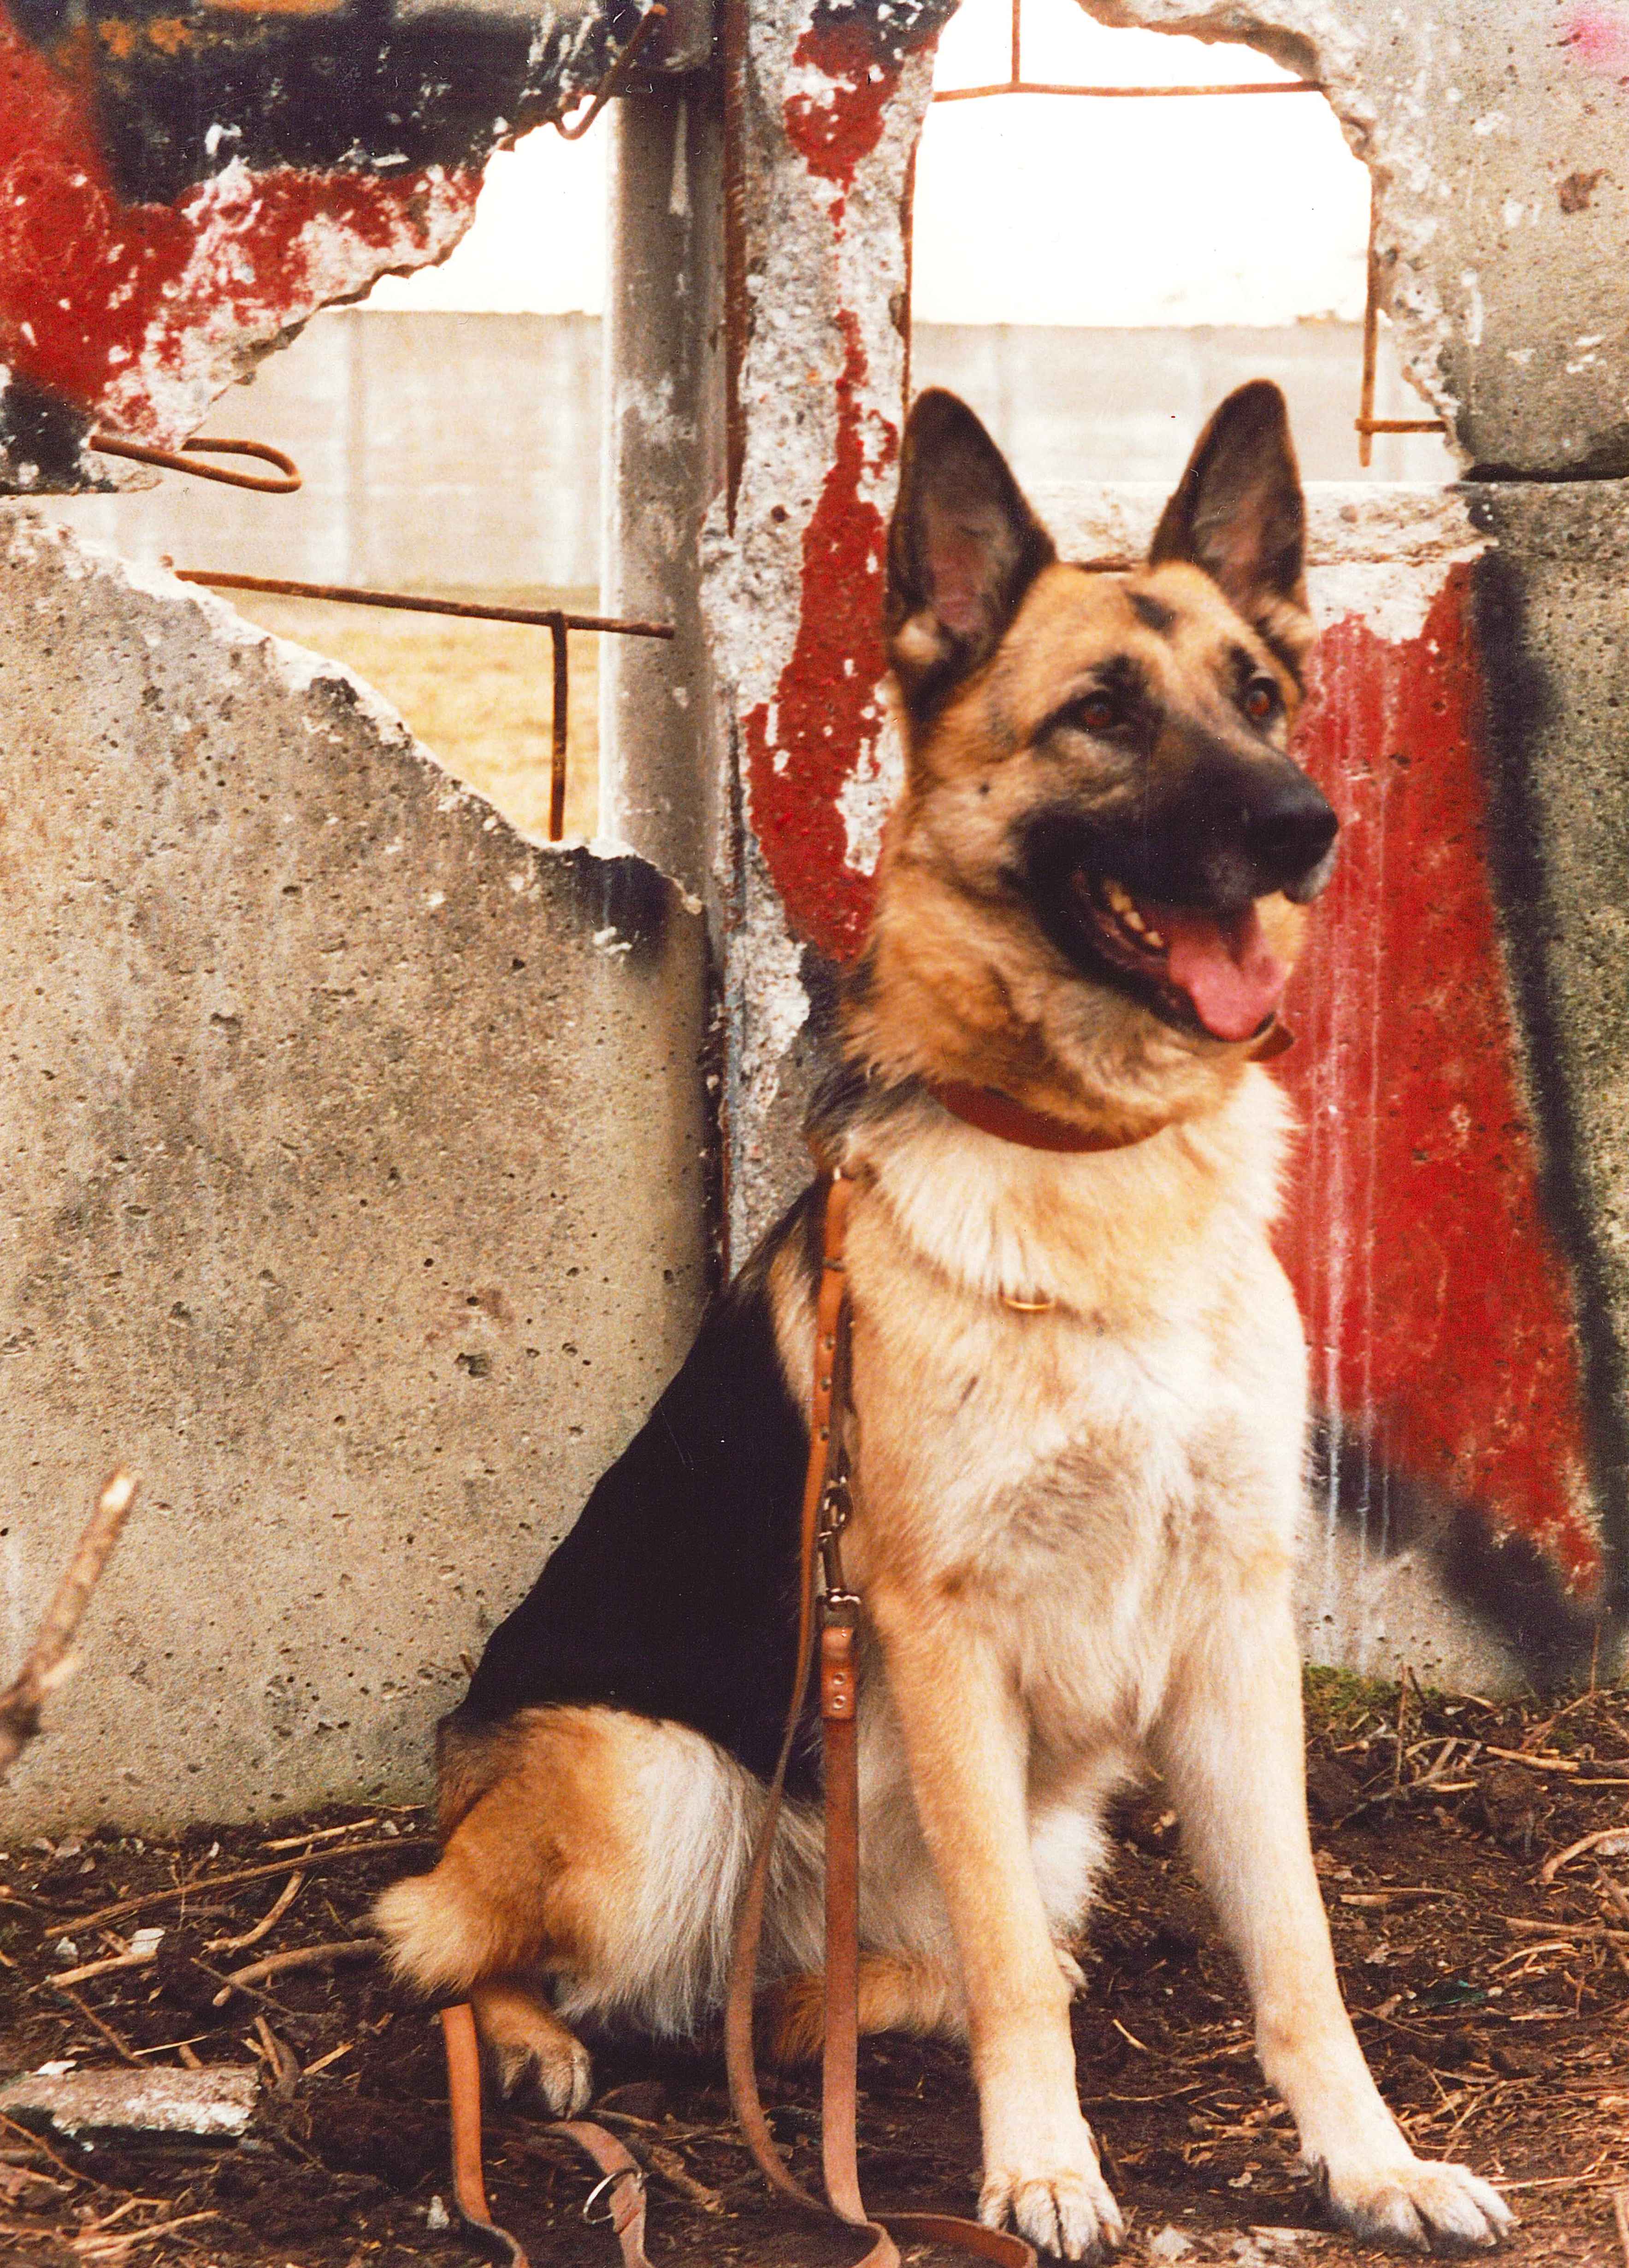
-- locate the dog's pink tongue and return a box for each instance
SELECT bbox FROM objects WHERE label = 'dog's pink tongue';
[1163,903,1287,1042]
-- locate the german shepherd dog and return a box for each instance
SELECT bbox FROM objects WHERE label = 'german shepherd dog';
[377,383,1513,2258]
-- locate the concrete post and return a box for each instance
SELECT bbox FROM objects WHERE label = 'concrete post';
[600,85,729,909]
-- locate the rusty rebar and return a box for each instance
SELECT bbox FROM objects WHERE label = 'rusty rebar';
[549,617,570,842]
[1354,181,1444,463]
[177,574,672,848]
[555,2,668,141]
[173,572,673,640]
[932,79,1325,102]
[722,0,750,527]
[89,434,301,494]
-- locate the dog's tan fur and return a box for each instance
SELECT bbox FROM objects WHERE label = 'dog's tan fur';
[377,388,1511,2259]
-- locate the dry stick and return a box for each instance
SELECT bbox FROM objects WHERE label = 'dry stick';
[210,1936,379,2006]
[49,1947,158,1989]
[1613,2186,1629,2268]
[1506,1915,1629,1944]
[69,1838,431,1933]
[263,1820,377,1853]
[0,1472,137,1780]
[205,1870,303,1953]
[1540,1826,1629,1886]
[45,1978,140,2067]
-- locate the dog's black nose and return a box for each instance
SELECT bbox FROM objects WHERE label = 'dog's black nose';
[1245,773,1339,897]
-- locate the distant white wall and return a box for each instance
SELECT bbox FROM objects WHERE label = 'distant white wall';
[48,309,1451,596]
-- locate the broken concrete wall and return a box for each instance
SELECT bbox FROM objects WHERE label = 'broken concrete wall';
[0,511,710,1835]
[0,0,711,489]
[699,0,1629,1688]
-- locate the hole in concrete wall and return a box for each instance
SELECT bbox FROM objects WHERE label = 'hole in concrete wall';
[910,0,1458,486]
[42,129,609,848]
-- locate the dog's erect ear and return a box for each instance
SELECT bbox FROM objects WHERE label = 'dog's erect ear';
[886,389,1055,716]
[1149,380,1314,677]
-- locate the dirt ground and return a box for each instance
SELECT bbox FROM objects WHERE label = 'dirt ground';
[220,587,603,846]
[2,1671,1628,2267]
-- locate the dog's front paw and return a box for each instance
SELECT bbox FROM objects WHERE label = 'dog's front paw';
[1317,2153,1514,2252]
[980,2141,1124,2262]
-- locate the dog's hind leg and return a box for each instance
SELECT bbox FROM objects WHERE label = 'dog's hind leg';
[375,1704,771,2106]
[467,1979,593,2114]
[764,1953,964,2065]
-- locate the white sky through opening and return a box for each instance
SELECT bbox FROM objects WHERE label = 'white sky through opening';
[367,0,1369,328]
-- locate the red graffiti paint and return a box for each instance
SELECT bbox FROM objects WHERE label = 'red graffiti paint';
[784,16,902,188]
[743,308,894,961]
[1280,569,1599,1586]
[751,538,1595,1578]
[0,21,476,442]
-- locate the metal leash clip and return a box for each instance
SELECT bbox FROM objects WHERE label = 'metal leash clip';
[582,2165,644,2226]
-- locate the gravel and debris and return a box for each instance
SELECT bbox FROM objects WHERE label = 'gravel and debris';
[2,1671,1628,2264]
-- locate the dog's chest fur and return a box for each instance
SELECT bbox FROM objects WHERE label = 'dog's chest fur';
[786,1068,1307,1789]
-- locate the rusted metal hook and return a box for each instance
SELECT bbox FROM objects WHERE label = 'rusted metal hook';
[88,433,303,494]
[554,2,667,141]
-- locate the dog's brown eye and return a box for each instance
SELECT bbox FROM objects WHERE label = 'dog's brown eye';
[1075,692,1120,734]
[1243,679,1280,725]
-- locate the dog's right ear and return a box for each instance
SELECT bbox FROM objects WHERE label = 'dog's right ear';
[886,389,1055,719]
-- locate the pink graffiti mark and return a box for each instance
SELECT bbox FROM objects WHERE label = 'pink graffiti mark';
[1560,3,1629,72]
[1279,570,1599,1590]
[0,22,477,443]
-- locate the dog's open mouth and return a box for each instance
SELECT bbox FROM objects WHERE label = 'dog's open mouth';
[1068,869,1289,1044]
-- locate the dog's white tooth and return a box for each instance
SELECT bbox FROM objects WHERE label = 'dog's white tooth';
[1123,906,1146,934]
[1104,878,1132,913]
[1144,927,1167,952]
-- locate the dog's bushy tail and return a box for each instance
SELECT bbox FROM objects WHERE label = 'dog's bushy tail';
[372,1708,541,1999]
[372,1860,516,2001]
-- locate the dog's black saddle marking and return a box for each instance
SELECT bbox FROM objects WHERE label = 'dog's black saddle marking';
[459,1214,819,1793]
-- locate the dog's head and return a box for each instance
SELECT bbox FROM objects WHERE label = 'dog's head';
[856,382,1337,1123]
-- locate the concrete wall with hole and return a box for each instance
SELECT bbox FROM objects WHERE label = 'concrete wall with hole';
[696,0,1629,1694]
[1,0,1629,1830]
[0,515,712,1835]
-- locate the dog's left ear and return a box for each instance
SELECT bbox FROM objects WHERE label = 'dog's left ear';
[886,389,1055,718]
[1149,380,1315,679]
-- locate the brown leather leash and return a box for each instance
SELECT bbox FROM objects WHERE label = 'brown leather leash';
[436,1165,1032,2266]
[721,1165,1037,2268]
[435,1048,1297,2260]
[442,2003,652,2268]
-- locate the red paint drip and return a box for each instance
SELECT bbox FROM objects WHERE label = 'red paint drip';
[784,17,902,187]
[0,21,477,441]
[1280,569,1599,1589]
[743,307,893,961]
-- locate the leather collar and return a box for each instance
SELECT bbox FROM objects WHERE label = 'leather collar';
[927,1083,1164,1154]
[927,1021,1293,1155]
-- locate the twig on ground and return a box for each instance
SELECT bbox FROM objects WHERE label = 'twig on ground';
[70,1842,431,1933]
[75,2207,218,2256]
[206,1872,303,1953]
[1612,2185,1629,2268]
[1506,1916,1629,1947]
[263,1820,378,1853]
[1484,1745,1582,1775]
[0,1473,137,1781]
[48,1949,158,1989]
[1540,1826,1629,1886]
[646,2142,725,2215]
[211,1937,380,2006]
[44,1978,140,2066]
